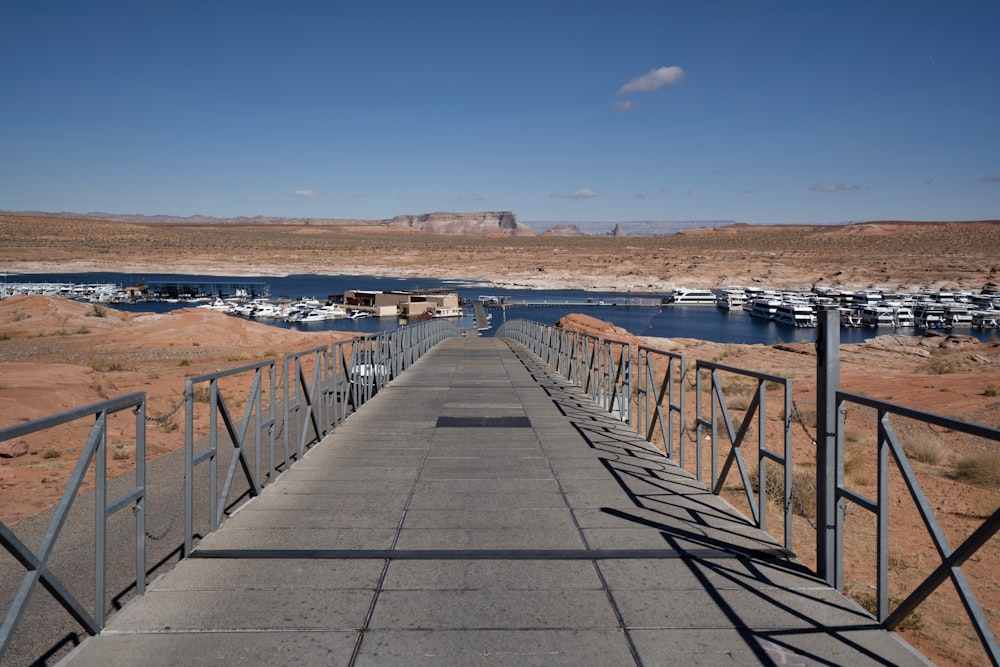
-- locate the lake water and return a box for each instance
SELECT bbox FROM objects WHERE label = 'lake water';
[6,271,995,345]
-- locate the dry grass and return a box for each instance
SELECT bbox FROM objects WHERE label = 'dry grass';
[951,449,1000,488]
[902,430,953,466]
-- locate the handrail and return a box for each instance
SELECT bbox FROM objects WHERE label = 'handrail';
[636,345,686,460]
[834,391,1000,662]
[0,393,147,661]
[497,319,633,423]
[185,318,461,552]
[283,345,328,460]
[695,360,794,551]
[184,359,276,555]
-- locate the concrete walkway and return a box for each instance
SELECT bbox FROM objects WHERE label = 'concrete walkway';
[60,337,928,666]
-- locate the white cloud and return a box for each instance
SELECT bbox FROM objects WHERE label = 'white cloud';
[613,100,634,111]
[550,188,600,199]
[810,182,860,193]
[618,66,684,95]
[457,193,485,202]
[633,191,648,199]
[980,175,1000,183]
[293,189,319,198]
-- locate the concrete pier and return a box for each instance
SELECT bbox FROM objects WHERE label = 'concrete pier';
[59,337,928,666]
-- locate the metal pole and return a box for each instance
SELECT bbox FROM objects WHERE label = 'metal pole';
[816,306,841,588]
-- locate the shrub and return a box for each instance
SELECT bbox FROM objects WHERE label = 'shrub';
[984,385,999,397]
[952,450,1000,488]
[90,304,107,318]
[902,431,952,466]
[43,449,61,459]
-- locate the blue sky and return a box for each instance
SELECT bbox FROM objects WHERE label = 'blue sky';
[2,1,998,224]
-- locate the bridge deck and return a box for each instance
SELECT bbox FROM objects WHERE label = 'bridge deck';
[61,337,926,666]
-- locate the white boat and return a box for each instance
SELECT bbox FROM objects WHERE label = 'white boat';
[668,288,718,305]
[860,305,894,327]
[972,310,999,328]
[716,288,748,310]
[197,298,235,313]
[913,302,948,329]
[432,306,464,318]
[893,306,915,327]
[774,302,816,327]
[749,298,780,320]
[349,310,371,319]
[944,303,973,327]
[840,308,863,327]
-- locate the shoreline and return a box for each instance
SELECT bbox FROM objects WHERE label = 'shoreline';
[5,260,993,296]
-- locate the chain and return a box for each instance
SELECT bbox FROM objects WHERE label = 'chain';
[135,474,185,541]
[136,392,190,423]
[790,398,817,444]
[789,479,817,529]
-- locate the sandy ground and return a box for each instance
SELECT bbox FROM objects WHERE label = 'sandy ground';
[2,216,1000,665]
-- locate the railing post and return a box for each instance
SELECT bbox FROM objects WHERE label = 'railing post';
[816,306,841,588]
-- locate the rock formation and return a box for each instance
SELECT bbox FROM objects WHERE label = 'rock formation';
[383,211,534,236]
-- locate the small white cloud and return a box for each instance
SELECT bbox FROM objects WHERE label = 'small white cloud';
[633,191,647,199]
[979,175,1000,183]
[457,193,485,202]
[810,182,860,193]
[550,188,600,199]
[613,100,634,111]
[618,66,684,95]
[294,189,319,198]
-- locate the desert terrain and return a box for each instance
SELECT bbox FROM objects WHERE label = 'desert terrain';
[2,214,1000,666]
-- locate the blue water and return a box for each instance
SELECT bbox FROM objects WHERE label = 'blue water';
[6,272,995,344]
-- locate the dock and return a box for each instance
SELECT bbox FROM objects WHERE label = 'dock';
[58,337,924,666]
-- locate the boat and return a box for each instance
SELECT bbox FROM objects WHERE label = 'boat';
[349,310,371,319]
[913,302,948,329]
[944,303,973,327]
[197,298,235,313]
[840,308,863,327]
[972,310,999,328]
[668,288,718,305]
[774,302,816,327]
[432,306,464,318]
[893,306,915,327]
[749,298,780,320]
[860,305,894,327]
[716,287,748,310]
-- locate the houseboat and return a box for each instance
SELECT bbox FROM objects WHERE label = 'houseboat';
[668,288,718,305]
[972,311,999,328]
[749,298,780,320]
[774,302,817,327]
[913,302,948,329]
[860,305,895,327]
[716,287,748,310]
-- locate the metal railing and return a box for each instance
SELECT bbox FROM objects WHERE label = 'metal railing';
[833,392,1000,663]
[283,345,328,460]
[695,361,794,551]
[184,318,462,552]
[499,314,1000,664]
[496,319,633,424]
[184,359,277,555]
[636,345,686,460]
[0,393,147,659]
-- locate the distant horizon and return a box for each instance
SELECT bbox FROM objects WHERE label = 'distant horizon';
[6,208,1000,236]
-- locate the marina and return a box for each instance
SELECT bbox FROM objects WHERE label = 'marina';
[2,273,998,346]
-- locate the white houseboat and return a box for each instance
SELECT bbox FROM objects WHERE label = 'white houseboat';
[749,298,781,320]
[668,288,718,305]
[774,302,817,327]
